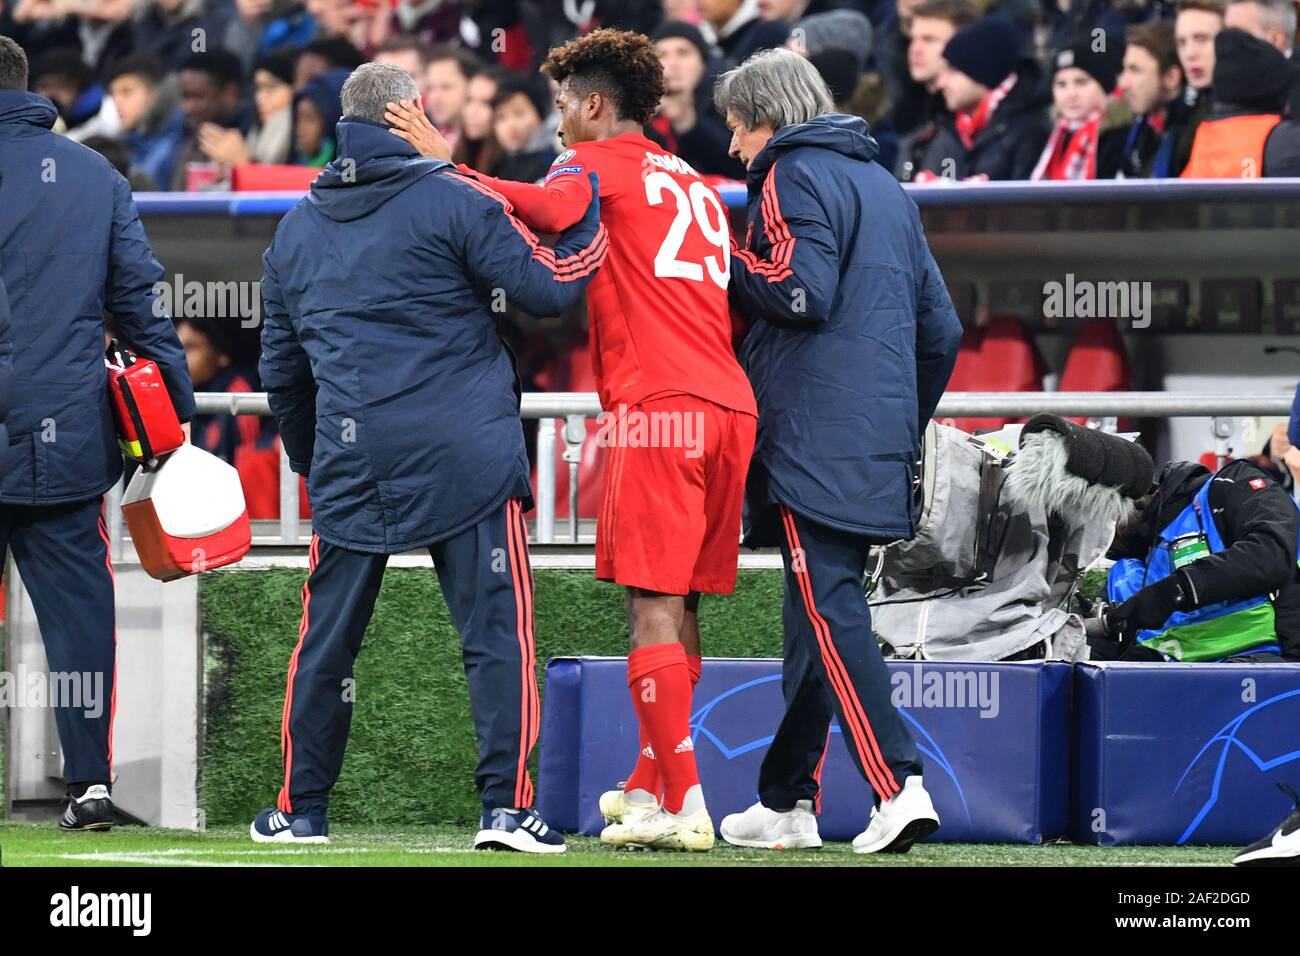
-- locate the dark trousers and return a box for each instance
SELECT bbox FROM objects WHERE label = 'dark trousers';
[277,498,540,816]
[758,505,922,811]
[0,497,116,786]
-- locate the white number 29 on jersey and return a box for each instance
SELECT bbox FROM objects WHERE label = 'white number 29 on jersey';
[643,171,730,290]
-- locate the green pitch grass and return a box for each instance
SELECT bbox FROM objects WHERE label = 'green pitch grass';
[0,821,1234,867]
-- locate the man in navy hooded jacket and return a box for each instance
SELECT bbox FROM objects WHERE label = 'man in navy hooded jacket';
[714,49,963,854]
[0,36,196,832]
[253,63,607,853]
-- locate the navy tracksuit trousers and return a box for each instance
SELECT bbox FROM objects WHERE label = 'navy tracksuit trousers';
[758,505,922,811]
[0,497,116,786]
[277,497,540,816]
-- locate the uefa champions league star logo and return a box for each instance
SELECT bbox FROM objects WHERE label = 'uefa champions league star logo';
[1173,687,1300,844]
[688,674,972,825]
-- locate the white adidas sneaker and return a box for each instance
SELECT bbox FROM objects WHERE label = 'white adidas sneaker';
[852,776,940,854]
[720,799,822,850]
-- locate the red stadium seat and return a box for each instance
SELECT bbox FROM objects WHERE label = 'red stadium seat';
[948,315,1046,432]
[939,326,984,431]
[1058,318,1133,428]
[230,164,319,192]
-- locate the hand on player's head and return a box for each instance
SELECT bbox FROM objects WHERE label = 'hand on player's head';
[385,97,452,162]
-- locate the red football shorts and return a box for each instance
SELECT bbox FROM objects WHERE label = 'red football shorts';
[595,394,756,595]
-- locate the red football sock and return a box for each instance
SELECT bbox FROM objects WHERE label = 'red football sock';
[627,643,700,815]
[623,724,660,799]
[624,653,702,800]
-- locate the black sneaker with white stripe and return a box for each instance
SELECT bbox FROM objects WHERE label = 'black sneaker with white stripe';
[60,785,113,832]
[475,807,566,853]
[1234,783,1300,867]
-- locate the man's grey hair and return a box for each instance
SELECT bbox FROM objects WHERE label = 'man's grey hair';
[341,62,419,124]
[713,47,835,132]
[1232,0,1297,51]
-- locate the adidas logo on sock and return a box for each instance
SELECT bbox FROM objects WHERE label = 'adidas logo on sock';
[674,736,694,754]
[642,745,655,760]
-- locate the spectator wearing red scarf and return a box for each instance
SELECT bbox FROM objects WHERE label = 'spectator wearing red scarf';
[1032,36,1128,180]
[917,15,1052,181]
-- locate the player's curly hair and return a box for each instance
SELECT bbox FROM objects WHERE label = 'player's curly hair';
[541,29,666,125]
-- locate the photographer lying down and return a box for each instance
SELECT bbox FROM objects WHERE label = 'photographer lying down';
[1091,458,1300,663]
[872,413,1299,664]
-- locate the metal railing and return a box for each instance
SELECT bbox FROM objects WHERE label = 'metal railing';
[101,389,1292,560]
[132,178,1300,218]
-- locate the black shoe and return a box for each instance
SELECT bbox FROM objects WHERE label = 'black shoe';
[59,785,114,832]
[1234,783,1300,867]
[474,807,567,854]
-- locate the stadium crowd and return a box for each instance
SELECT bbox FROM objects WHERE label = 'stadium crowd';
[3,0,1300,190]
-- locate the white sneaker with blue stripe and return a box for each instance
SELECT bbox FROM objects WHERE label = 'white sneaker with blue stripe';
[475,807,567,854]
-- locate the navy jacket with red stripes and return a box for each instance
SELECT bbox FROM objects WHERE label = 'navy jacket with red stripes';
[0,91,195,506]
[731,113,962,545]
[260,118,606,552]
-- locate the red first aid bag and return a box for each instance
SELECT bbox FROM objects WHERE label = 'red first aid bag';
[122,444,252,580]
[106,341,184,463]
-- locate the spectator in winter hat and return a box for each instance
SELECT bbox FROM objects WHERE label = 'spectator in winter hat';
[785,8,874,70]
[1181,28,1300,178]
[918,15,1051,180]
[293,67,347,167]
[1031,35,1129,180]
[1224,0,1300,116]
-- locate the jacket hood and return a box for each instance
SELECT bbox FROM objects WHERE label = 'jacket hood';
[308,118,450,222]
[0,90,59,131]
[748,112,879,187]
[1108,460,1211,559]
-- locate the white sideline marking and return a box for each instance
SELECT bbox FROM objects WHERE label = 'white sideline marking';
[54,845,473,866]
[57,852,316,868]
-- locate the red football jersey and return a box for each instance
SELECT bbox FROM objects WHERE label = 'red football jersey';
[472,133,756,416]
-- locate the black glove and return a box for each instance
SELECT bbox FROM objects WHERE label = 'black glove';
[1107,570,1194,638]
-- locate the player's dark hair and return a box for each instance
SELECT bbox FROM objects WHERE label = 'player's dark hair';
[541,28,666,125]
[0,34,29,90]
